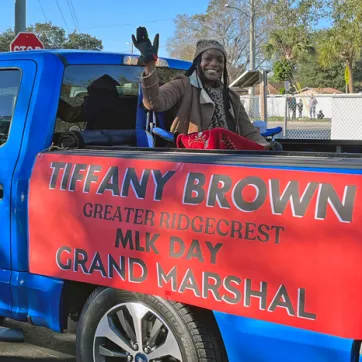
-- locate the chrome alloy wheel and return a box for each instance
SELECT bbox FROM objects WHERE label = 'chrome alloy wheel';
[93,302,183,362]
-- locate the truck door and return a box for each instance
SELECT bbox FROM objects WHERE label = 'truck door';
[0,60,36,272]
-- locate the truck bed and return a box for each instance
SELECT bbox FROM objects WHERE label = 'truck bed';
[278,138,362,154]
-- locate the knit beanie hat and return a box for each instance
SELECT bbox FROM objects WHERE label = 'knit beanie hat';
[193,39,227,60]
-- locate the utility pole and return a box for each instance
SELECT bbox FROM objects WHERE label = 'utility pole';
[249,0,256,114]
[225,2,255,70]
[15,0,26,35]
[249,0,255,72]
[126,42,134,54]
[225,1,259,118]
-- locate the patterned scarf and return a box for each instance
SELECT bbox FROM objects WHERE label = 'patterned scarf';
[205,86,228,130]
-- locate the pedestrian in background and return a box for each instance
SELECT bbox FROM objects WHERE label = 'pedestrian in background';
[298,99,303,118]
[287,95,297,120]
[309,95,318,119]
[291,96,297,119]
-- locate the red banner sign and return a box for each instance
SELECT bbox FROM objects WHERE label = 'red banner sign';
[28,153,362,338]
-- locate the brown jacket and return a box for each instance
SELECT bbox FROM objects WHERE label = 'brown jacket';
[141,69,267,146]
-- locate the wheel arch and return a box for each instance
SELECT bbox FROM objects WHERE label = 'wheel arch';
[60,282,230,361]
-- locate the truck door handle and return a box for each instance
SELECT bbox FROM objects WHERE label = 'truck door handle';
[0,184,3,200]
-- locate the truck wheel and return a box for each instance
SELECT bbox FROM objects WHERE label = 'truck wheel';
[76,287,228,362]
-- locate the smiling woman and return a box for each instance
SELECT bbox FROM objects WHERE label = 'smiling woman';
[132,26,268,146]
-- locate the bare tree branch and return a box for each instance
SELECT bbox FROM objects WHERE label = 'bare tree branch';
[166,0,270,81]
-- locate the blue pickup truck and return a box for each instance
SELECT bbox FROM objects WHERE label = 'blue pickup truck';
[0,49,362,362]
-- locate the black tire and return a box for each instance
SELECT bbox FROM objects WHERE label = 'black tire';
[76,287,228,362]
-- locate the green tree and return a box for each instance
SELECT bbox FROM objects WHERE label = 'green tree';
[0,22,103,52]
[63,31,103,51]
[263,0,323,83]
[295,54,345,91]
[27,22,66,48]
[317,0,362,92]
[272,59,295,82]
[352,56,362,92]
[0,29,17,52]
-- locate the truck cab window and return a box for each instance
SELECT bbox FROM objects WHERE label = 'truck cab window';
[55,65,184,134]
[0,69,21,146]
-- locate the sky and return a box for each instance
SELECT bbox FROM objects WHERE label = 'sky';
[0,0,210,57]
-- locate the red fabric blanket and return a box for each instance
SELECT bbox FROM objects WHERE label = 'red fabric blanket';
[176,127,266,151]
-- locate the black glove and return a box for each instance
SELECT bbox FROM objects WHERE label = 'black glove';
[266,141,283,151]
[132,27,159,64]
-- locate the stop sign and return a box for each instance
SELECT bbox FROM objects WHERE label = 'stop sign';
[10,32,44,52]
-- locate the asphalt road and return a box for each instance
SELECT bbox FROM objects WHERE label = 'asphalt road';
[0,319,76,361]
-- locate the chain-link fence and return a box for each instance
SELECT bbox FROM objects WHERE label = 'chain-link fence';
[240,93,362,140]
